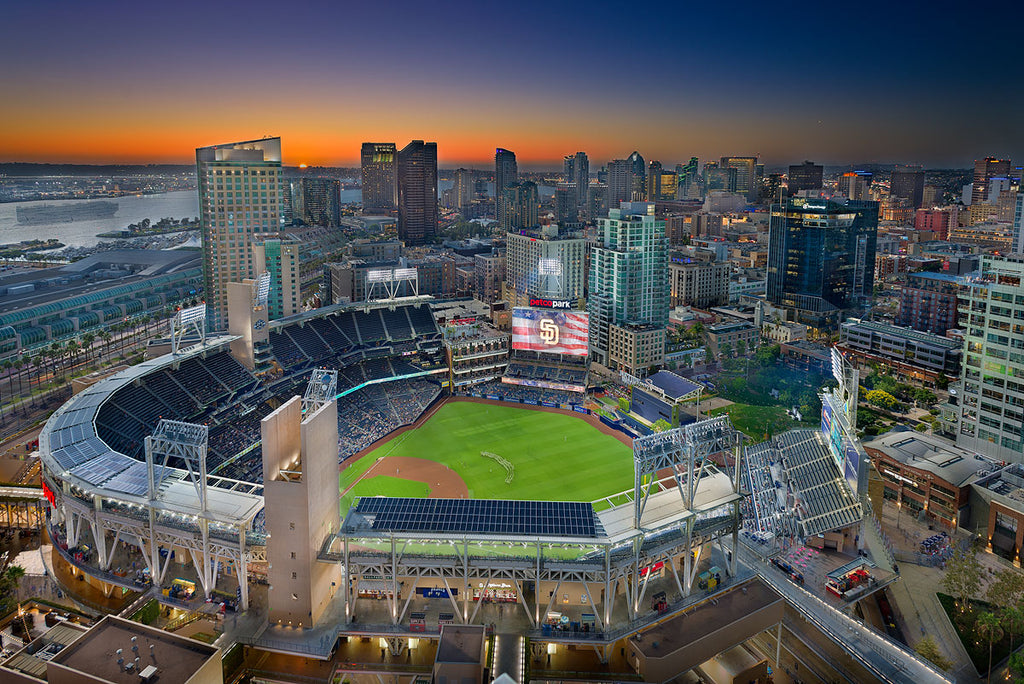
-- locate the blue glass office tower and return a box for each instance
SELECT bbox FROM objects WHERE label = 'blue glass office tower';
[766,197,879,330]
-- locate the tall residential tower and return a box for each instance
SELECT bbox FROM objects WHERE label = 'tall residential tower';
[196,137,283,331]
[397,140,438,246]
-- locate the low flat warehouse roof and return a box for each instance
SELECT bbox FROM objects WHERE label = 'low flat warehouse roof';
[49,615,218,684]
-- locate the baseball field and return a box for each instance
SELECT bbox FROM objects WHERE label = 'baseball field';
[340,399,634,514]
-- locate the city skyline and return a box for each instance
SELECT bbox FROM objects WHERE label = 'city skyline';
[2,1,1022,168]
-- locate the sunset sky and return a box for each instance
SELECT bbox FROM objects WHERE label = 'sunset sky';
[2,0,1021,169]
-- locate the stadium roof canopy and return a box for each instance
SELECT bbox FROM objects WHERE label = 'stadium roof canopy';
[38,336,264,526]
[776,430,862,536]
[645,371,702,401]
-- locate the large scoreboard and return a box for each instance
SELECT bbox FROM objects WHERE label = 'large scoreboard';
[511,308,589,357]
[821,348,866,497]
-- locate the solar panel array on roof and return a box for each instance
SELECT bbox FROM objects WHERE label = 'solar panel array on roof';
[647,371,701,400]
[352,498,599,537]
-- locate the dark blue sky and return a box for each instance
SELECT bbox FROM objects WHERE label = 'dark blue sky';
[1,0,1021,167]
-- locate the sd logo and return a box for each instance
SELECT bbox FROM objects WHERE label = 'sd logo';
[540,319,559,345]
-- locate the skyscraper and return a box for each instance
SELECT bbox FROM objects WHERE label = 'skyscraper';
[397,140,438,246]
[607,158,633,208]
[563,151,589,217]
[253,238,301,320]
[646,161,663,201]
[628,151,646,200]
[890,168,926,209]
[453,168,475,211]
[787,161,823,195]
[972,157,1012,205]
[721,156,758,201]
[360,142,398,214]
[495,148,518,227]
[500,181,539,230]
[956,255,1024,462]
[766,197,879,330]
[588,202,669,374]
[1014,192,1024,253]
[293,177,341,226]
[196,137,283,331]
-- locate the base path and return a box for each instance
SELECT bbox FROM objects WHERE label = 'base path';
[343,456,469,499]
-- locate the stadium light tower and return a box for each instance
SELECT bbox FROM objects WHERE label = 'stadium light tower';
[170,304,207,354]
[537,257,563,298]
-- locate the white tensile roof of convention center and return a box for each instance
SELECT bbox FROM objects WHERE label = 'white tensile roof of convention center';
[38,336,264,526]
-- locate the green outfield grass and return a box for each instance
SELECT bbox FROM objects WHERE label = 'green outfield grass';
[340,476,431,514]
[340,401,633,509]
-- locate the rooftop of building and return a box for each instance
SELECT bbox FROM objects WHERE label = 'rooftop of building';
[864,429,989,487]
[975,464,1024,507]
[707,320,756,332]
[49,615,218,684]
[841,319,962,349]
[906,271,962,283]
[0,621,90,680]
[646,371,703,400]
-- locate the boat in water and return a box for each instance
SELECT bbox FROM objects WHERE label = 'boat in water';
[16,200,119,225]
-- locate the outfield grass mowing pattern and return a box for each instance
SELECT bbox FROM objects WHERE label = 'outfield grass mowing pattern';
[340,401,633,507]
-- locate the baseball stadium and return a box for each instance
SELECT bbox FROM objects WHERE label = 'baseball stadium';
[31,286,945,683]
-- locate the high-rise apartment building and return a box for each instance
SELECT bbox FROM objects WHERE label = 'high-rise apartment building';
[555,184,578,224]
[766,197,879,330]
[972,157,1012,206]
[677,157,699,190]
[956,255,1024,462]
[253,238,301,319]
[495,148,518,227]
[658,171,679,201]
[504,227,587,307]
[890,168,926,209]
[704,163,737,193]
[721,156,758,201]
[589,202,669,373]
[453,168,475,211]
[397,140,438,246]
[607,158,633,208]
[360,142,398,214]
[787,161,823,195]
[196,137,283,331]
[914,208,954,240]
[646,161,663,201]
[563,152,589,217]
[292,177,341,226]
[500,181,539,230]
[1014,193,1024,253]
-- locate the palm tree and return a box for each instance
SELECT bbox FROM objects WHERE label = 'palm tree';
[1004,605,1024,651]
[978,611,1004,682]
[81,332,95,365]
[100,330,112,360]
[66,340,80,373]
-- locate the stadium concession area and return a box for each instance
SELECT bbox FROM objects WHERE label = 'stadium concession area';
[38,300,444,611]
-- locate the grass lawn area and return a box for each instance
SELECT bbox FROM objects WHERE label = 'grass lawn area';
[340,401,633,506]
[709,403,816,442]
[937,592,1016,676]
[340,476,431,514]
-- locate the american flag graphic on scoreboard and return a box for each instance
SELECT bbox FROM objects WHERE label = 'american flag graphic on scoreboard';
[511,308,589,356]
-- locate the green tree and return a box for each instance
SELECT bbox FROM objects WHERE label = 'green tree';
[736,339,747,357]
[717,341,732,360]
[1009,651,1024,682]
[986,568,1024,614]
[652,419,671,432]
[866,389,901,411]
[1004,606,1024,652]
[978,611,1004,682]
[755,343,780,367]
[936,373,950,390]
[941,547,983,612]
[914,635,952,671]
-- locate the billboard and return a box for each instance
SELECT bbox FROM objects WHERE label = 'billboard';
[511,308,589,356]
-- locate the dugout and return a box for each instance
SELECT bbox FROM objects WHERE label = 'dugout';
[630,371,703,427]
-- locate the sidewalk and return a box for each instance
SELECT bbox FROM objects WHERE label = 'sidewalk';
[886,563,979,683]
